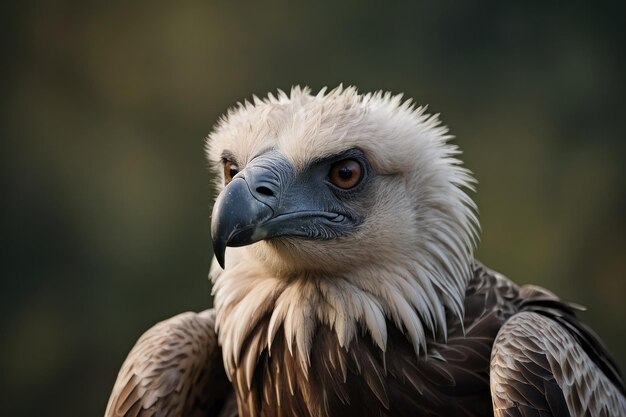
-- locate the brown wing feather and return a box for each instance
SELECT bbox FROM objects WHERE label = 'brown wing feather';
[515,284,625,397]
[104,310,233,417]
[490,311,626,417]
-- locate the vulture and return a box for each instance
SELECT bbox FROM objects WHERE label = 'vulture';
[105,86,626,417]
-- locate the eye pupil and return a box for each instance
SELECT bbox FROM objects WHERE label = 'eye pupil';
[338,167,352,180]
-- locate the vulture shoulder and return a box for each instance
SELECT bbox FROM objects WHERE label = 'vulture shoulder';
[490,286,626,417]
[104,309,235,417]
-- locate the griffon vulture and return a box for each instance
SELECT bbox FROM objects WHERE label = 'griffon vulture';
[105,86,626,417]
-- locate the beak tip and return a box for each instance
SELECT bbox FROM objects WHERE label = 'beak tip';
[216,255,225,269]
[213,240,226,269]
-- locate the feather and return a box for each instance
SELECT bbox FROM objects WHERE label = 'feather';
[108,86,626,417]
[104,310,232,417]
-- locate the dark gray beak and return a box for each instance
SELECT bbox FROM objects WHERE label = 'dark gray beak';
[210,177,274,268]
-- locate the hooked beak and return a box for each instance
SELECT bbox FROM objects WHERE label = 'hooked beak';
[210,178,274,268]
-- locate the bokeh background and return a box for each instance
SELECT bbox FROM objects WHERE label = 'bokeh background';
[2,1,625,416]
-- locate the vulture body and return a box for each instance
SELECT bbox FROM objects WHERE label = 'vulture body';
[105,86,625,417]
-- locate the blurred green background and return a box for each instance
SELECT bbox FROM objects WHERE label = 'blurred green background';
[1,1,624,416]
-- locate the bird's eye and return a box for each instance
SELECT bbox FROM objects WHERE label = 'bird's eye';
[329,159,363,189]
[223,160,239,184]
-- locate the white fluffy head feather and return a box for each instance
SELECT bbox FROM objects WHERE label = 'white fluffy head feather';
[206,85,479,376]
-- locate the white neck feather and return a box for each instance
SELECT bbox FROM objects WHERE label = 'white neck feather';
[211,209,476,378]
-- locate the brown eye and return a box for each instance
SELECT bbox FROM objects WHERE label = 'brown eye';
[223,160,239,184]
[329,159,363,189]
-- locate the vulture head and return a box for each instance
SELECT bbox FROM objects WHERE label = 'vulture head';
[206,85,479,374]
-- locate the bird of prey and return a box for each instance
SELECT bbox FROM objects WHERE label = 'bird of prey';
[105,86,626,417]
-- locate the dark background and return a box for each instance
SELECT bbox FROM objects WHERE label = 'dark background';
[2,2,624,416]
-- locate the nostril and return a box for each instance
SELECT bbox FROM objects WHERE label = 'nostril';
[256,186,274,197]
